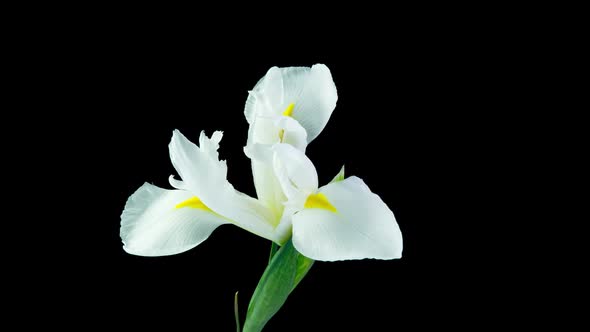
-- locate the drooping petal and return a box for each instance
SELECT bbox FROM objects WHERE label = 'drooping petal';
[271,143,318,199]
[120,183,228,256]
[168,130,281,243]
[292,176,403,261]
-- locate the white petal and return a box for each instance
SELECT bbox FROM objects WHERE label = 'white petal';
[244,64,338,143]
[281,67,312,110]
[262,67,284,110]
[272,143,318,198]
[120,183,228,256]
[244,115,308,207]
[245,113,309,217]
[292,176,403,261]
[273,206,297,245]
[274,116,308,152]
[245,108,307,150]
[243,116,286,221]
[249,115,280,146]
[245,67,284,124]
[289,64,338,142]
[249,159,286,221]
[168,130,280,242]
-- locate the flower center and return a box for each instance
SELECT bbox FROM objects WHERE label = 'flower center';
[304,192,337,213]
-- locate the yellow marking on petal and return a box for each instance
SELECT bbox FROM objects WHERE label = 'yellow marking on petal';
[282,103,295,117]
[304,192,338,213]
[279,103,295,142]
[175,196,213,212]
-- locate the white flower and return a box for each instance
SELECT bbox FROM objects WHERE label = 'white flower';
[120,64,402,261]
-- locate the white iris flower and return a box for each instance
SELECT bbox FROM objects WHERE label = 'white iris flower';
[120,64,402,261]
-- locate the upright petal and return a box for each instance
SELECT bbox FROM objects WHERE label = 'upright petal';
[274,116,308,151]
[244,64,338,144]
[248,115,281,146]
[169,130,281,243]
[244,65,336,215]
[245,111,308,151]
[244,115,308,221]
[245,67,284,124]
[272,143,318,200]
[289,64,338,143]
[120,183,228,256]
[292,176,403,261]
[249,158,286,221]
[280,67,313,111]
[261,67,284,112]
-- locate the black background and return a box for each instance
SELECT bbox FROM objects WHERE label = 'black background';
[25,23,509,330]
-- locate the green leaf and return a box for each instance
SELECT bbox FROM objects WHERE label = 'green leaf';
[330,165,345,183]
[293,253,314,290]
[243,239,314,332]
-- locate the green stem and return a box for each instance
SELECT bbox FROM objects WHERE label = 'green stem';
[242,166,342,330]
[269,242,278,263]
[234,291,241,332]
[243,239,314,332]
